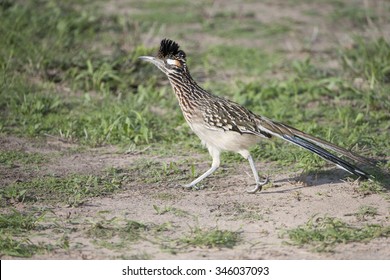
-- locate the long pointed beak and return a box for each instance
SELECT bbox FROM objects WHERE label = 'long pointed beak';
[138,56,155,62]
[138,56,165,71]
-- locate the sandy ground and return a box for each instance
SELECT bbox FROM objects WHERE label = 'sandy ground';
[1,136,389,259]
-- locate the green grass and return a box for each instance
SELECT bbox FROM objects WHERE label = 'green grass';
[355,206,378,221]
[284,216,390,252]
[0,210,49,257]
[127,158,194,184]
[132,7,201,25]
[204,45,280,78]
[0,210,42,233]
[153,205,190,217]
[229,46,390,178]
[180,227,240,248]
[86,216,174,252]
[0,0,180,146]
[357,179,388,195]
[152,192,181,201]
[0,150,48,166]
[341,37,390,87]
[0,168,129,207]
[0,235,48,258]
[87,218,149,242]
[0,1,388,176]
[203,15,290,39]
[229,203,264,221]
[1,82,191,146]
[330,1,379,28]
[1,1,389,174]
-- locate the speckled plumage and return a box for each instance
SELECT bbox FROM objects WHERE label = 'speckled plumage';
[139,39,371,192]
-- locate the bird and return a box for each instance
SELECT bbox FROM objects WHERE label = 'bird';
[139,39,371,193]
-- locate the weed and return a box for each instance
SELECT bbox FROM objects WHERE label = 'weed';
[121,252,151,260]
[86,218,120,240]
[180,227,240,248]
[357,180,387,195]
[153,205,189,217]
[131,0,202,25]
[202,9,290,40]
[0,0,159,146]
[340,37,390,87]
[152,192,180,201]
[87,217,152,251]
[153,222,174,233]
[0,209,48,257]
[284,216,390,252]
[128,159,191,184]
[1,169,128,206]
[56,234,70,250]
[0,235,48,258]
[86,216,149,241]
[0,210,43,233]
[227,202,264,221]
[122,220,149,239]
[205,45,279,78]
[0,150,47,167]
[355,206,378,221]
[330,2,378,28]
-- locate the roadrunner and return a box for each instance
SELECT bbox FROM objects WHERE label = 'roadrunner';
[140,39,370,193]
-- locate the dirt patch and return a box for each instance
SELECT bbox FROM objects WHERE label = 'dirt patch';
[1,135,389,259]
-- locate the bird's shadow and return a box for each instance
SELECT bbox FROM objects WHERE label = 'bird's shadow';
[263,168,382,194]
[206,168,346,195]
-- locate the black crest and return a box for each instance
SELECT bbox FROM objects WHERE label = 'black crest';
[157,39,185,59]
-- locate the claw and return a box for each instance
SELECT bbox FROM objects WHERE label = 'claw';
[246,177,269,194]
[182,183,199,190]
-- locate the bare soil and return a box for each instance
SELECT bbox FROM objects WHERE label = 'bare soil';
[1,136,389,259]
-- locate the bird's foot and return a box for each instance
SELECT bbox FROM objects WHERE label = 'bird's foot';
[246,177,269,194]
[182,183,200,190]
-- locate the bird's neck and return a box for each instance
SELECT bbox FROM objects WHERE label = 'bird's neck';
[167,72,208,103]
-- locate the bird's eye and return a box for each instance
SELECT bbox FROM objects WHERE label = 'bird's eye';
[167,59,181,67]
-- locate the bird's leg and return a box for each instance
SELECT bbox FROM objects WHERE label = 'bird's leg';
[183,147,220,189]
[240,152,268,193]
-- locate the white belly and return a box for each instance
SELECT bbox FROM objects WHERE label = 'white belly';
[190,122,260,153]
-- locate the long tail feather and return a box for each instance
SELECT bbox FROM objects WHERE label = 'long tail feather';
[256,117,372,179]
[283,134,369,179]
[280,123,373,165]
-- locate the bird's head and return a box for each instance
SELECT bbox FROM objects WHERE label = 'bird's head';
[139,39,188,75]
